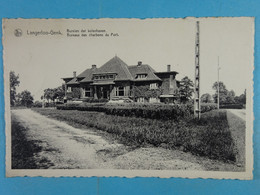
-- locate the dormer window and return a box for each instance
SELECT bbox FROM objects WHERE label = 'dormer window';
[136,74,147,79]
[93,74,116,80]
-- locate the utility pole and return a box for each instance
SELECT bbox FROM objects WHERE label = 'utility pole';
[194,21,201,119]
[217,56,220,109]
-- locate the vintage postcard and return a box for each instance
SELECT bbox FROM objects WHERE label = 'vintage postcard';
[3,18,254,179]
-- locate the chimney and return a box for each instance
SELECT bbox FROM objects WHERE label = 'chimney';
[137,61,142,66]
[73,71,76,78]
[92,64,97,69]
[167,65,171,72]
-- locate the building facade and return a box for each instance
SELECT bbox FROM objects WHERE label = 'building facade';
[62,56,179,103]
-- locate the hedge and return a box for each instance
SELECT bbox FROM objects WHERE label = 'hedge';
[82,98,109,103]
[220,104,244,109]
[201,103,217,113]
[56,102,217,121]
[57,102,106,112]
[104,103,193,120]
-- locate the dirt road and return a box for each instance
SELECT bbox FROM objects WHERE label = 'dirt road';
[11,109,238,171]
[228,109,246,121]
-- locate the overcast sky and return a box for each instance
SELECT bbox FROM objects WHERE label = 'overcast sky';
[3,18,254,101]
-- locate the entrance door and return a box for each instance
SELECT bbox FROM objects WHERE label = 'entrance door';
[103,87,108,99]
[98,86,110,99]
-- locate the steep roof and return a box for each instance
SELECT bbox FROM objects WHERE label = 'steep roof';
[128,64,161,81]
[63,56,178,84]
[79,68,97,83]
[94,56,133,81]
[67,77,79,85]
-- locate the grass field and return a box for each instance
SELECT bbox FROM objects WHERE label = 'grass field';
[33,108,238,163]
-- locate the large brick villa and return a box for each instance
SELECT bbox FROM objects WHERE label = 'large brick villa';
[62,56,180,103]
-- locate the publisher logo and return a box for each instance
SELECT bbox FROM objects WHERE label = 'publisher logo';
[14,29,22,37]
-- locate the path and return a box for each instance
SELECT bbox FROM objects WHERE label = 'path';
[228,109,246,121]
[12,109,205,170]
[226,109,246,169]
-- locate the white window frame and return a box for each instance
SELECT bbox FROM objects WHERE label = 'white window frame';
[67,87,72,92]
[84,86,91,97]
[149,97,159,103]
[115,86,125,96]
[137,97,145,103]
[136,74,147,79]
[150,83,158,89]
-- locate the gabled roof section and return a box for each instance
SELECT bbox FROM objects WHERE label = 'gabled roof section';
[95,56,133,81]
[67,77,79,85]
[79,68,97,83]
[128,64,161,81]
[62,77,74,83]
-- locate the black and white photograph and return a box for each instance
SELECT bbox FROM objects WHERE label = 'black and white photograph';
[3,18,254,179]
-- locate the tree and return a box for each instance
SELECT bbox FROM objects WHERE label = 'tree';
[226,90,235,104]
[53,85,65,101]
[179,76,194,103]
[212,81,227,104]
[19,90,34,107]
[239,89,246,104]
[9,71,20,106]
[15,93,22,106]
[212,81,235,104]
[42,85,65,105]
[43,88,54,103]
[133,85,162,100]
[71,87,81,99]
[235,89,246,105]
[201,93,212,103]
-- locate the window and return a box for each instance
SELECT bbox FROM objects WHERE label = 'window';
[137,97,145,103]
[115,86,125,96]
[84,86,91,97]
[136,74,147,79]
[150,83,158,89]
[67,87,72,92]
[94,74,115,80]
[149,97,159,103]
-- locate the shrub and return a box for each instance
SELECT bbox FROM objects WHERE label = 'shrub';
[82,98,109,103]
[220,104,244,109]
[56,103,80,110]
[57,102,216,121]
[57,102,193,121]
[32,101,42,108]
[45,102,56,107]
[57,102,106,112]
[200,103,217,113]
[104,103,193,121]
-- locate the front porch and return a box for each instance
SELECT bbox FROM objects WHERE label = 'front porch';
[92,84,114,100]
[81,82,132,100]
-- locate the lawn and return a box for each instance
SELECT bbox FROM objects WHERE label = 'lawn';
[33,108,238,163]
